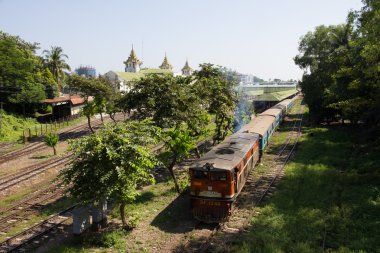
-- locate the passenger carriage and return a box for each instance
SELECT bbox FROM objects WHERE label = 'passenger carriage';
[259,108,283,129]
[239,115,276,154]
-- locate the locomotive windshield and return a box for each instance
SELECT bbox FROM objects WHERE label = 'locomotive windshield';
[210,171,227,181]
[193,170,208,179]
[192,169,228,181]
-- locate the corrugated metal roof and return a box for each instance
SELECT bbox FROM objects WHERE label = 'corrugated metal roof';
[190,132,259,171]
[44,95,92,106]
[254,89,298,101]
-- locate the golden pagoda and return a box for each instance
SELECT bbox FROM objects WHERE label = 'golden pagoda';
[181,59,193,76]
[159,53,173,70]
[124,46,142,73]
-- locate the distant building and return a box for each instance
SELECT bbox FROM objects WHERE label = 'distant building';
[44,95,94,118]
[75,65,96,78]
[105,47,182,92]
[238,74,255,86]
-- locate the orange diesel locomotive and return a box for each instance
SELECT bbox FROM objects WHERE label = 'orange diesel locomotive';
[189,132,260,222]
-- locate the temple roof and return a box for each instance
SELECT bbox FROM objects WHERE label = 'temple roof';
[181,59,193,72]
[114,68,172,82]
[124,46,142,65]
[159,53,173,70]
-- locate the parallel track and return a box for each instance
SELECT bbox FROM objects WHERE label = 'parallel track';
[0,155,71,193]
[0,114,126,252]
[0,205,76,253]
[0,117,104,165]
[0,186,66,234]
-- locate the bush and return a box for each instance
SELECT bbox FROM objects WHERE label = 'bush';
[128,211,141,229]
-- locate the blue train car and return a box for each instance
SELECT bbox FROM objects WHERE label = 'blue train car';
[276,99,292,113]
[239,115,276,154]
[259,108,283,129]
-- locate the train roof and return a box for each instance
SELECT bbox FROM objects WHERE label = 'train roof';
[259,108,283,118]
[190,132,259,171]
[239,115,275,136]
[277,99,292,106]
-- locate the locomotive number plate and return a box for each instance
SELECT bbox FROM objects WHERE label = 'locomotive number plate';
[199,200,221,206]
[199,191,221,198]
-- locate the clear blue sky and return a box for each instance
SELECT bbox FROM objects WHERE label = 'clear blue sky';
[0,0,362,80]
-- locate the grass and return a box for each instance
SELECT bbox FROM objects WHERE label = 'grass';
[229,117,380,252]
[44,178,188,253]
[0,110,86,143]
[45,229,128,253]
[0,111,40,142]
[0,196,75,242]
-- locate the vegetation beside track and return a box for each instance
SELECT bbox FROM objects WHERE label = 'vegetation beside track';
[230,114,380,252]
[0,112,39,142]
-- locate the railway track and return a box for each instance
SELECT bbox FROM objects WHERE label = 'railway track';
[0,113,126,166]
[0,205,76,253]
[0,114,127,252]
[0,118,104,165]
[0,144,16,155]
[0,155,71,193]
[0,185,66,234]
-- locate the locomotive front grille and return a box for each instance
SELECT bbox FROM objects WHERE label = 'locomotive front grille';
[192,204,230,223]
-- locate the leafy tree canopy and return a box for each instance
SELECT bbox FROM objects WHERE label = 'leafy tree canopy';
[0,31,58,114]
[58,120,161,227]
[193,63,237,144]
[294,0,380,124]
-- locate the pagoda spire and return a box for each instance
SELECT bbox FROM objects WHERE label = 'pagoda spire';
[181,58,193,76]
[124,45,142,73]
[159,52,173,70]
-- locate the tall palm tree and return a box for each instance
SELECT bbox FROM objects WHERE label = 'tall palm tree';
[43,46,71,93]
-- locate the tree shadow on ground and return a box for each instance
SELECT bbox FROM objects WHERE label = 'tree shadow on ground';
[150,191,194,233]
[134,191,155,204]
[150,190,217,235]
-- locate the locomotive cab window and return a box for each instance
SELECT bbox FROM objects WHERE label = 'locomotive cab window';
[193,170,208,179]
[211,171,227,181]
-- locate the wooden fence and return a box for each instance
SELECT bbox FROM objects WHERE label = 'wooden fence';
[22,114,80,143]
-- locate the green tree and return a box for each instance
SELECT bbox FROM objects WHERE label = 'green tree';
[295,0,380,125]
[43,46,71,92]
[193,63,237,144]
[294,24,353,123]
[125,74,193,128]
[67,75,112,133]
[0,31,56,115]
[44,132,59,155]
[164,128,195,193]
[58,120,161,228]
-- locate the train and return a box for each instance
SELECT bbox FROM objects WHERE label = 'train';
[189,96,297,223]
